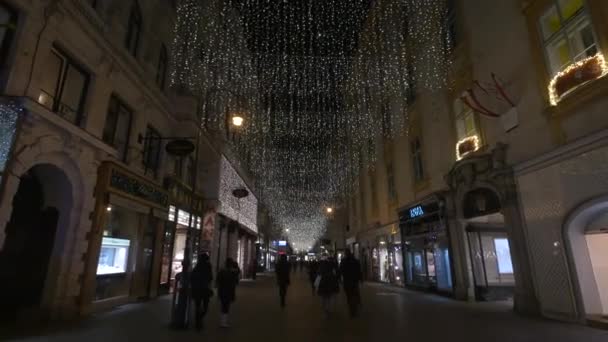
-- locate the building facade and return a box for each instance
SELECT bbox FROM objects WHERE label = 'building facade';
[0,0,260,322]
[341,0,608,326]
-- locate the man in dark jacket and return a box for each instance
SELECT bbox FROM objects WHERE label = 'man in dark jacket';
[275,254,291,308]
[191,253,213,331]
[216,258,239,328]
[339,249,362,317]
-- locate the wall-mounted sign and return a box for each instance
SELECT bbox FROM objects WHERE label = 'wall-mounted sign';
[278,240,287,247]
[401,202,440,221]
[109,169,168,208]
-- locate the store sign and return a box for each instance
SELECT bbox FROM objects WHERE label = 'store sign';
[402,202,440,221]
[278,240,287,247]
[110,169,168,207]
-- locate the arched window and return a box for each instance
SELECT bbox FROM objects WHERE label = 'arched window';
[156,44,168,90]
[125,1,142,57]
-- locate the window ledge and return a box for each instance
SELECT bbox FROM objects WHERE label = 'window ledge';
[545,74,608,119]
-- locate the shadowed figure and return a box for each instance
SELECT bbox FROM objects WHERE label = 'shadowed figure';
[275,254,291,308]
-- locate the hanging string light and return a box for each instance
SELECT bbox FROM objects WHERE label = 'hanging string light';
[169,0,450,250]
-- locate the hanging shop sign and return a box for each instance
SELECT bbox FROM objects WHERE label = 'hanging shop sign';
[106,164,168,208]
[165,139,195,157]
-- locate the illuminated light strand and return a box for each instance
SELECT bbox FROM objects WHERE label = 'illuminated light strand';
[549,54,608,106]
[169,0,451,249]
[455,135,480,161]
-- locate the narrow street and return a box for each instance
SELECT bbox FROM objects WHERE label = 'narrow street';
[9,272,608,342]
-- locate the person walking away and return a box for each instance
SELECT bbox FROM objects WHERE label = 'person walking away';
[275,254,291,308]
[308,260,319,295]
[191,254,213,331]
[317,256,340,317]
[340,249,362,318]
[216,258,239,328]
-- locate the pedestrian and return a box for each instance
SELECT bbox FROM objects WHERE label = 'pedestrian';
[275,254,291,308]
[308,260,319,295]
[317,255,340,316]
[339,249,363,318]
[191,253,213,331]
[216,257,240,328]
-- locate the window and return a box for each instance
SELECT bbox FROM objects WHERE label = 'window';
[125,2,142,57]
[174,157,183,179]
[410,137,425,183]
[102,96,132,161]
[386,162,397,203]
[157,44,168,90]
[0,3,17,64]
[185,156,195,187]
[539,0,597,76]
[143,126,162,177]
[38,48,90,125]
[454,99,481,160]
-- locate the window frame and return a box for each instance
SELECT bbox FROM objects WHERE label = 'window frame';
[143,126,162,177]
[125,2,142,57]
[410,137,425,184]
[0,2,17,68]
[39,47,90,126]
[538,0,599,77]
[102,95,133,162]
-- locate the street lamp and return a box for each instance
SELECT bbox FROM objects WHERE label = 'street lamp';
[232,115,244,127]
[326,207,333,214]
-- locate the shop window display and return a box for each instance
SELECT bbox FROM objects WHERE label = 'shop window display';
[97,237,130,275]
[467,230,515,301]
[96,205,138,301]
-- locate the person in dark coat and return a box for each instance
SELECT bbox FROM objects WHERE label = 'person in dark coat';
[308,260,319,295]
[339,249,363,317]
[275,254,291,308]
[317,256,340,316]
[216,258,239,328]
[191,253,213,331]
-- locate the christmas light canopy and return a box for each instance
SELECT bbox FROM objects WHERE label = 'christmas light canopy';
[170,0,451,250]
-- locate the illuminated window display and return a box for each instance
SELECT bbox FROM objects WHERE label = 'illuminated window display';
[96,205,139,301]
[467,230,515,301]
[400,198,453,293]
[97,237,130,275]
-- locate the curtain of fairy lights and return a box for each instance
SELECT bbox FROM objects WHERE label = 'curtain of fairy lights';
[170,0,450,250]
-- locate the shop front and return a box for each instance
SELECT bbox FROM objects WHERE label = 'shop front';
[399,195,453,294]
[157,176,212,294]
[82,162,169,312]
[387,233,404,286]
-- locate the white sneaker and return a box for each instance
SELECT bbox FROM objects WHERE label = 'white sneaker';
[220,314,230,328]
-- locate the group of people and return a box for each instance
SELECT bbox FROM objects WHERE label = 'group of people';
[276,250,363,318]
[178,254,240,331]
[177,250,363,332]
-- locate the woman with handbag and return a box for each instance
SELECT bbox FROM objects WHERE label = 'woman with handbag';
[191,253,213,331]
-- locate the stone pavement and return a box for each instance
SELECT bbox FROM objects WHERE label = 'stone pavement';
[7,272,608,342]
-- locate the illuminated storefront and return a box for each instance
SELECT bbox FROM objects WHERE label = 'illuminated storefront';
[399,195,454,294]
[158,176,210,294]
[84,162,169,310]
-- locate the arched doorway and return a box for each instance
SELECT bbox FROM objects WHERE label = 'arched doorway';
[0,164,72,319]
[565,197,608,319]
[462,188,516,302]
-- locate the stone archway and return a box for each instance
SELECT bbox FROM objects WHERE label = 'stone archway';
[563,195,608,319]
[0,132,95,319]
[0,163,72,319]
